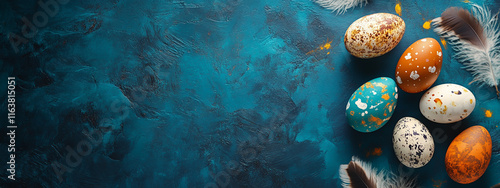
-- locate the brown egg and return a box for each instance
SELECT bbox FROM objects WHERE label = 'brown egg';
[395,38,442,93]
[445,126,492,184]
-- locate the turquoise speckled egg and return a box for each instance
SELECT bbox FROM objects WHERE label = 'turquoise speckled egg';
[346,77,398,132]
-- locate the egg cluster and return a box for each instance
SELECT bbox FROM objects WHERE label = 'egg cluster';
[344,13,492,184]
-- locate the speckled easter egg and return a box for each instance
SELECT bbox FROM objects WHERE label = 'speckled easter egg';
[393,117,434,168]
[344,13,405,59]
[446,125,492,184]
[396,38,443,93]
[419,84,475,124]
[346,77,398,132]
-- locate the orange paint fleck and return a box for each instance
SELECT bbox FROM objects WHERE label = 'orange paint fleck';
[365,82,374,89]
[388,102,395,113]
[431,179,447,188]
[361,120,366,124]
[395,2,402,16]
[441,105,447,114]
[307,39,333,55]
[470,99,474,104]
[440,38,447,49]
[381,94,390,100]
[366,147,383,157]
[385,103,391,109]
[369,115,384,125]
[350,111,355,116]
[462,0,470,3]
[372,147,382,156]
[320,41,332,50]
[485,110,492,118]
[434,98,443,107]
[228,65,236,75]
[451,101,456,107]
[423,20,432,29]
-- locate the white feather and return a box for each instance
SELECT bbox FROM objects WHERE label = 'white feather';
[339,156,384,188]
[433,4,500,96]
[314,0,367,15]
[339,156,415,188]
[384,171,417,188]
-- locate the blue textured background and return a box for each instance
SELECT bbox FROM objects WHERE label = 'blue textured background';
[1,0,499,187]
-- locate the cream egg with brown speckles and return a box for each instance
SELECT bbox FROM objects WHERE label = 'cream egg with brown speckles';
[396,38,443,93]
[344,13,405,59]
[419,84,476,124]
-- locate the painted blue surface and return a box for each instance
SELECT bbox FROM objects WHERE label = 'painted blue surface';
[0,0,499,187]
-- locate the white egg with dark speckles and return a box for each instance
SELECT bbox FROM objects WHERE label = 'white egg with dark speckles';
[393,117,434,168]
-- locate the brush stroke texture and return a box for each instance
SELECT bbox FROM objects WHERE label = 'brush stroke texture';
[0,0,499,187]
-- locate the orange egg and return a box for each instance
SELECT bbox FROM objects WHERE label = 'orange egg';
[395,38,442,93]
[445,126,492,184]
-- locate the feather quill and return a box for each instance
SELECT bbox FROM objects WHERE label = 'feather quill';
[343,161,377,188]
[339,156,415,188]
[314,0,367,15]
[432,4,500,97]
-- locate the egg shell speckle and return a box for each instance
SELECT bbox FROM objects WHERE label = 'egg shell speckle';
[419,84,476,123]
[393,117,434,168]
[346,77,398,132]
[446,125,492,184]
[396,38,443,93]
[344,13,405,59]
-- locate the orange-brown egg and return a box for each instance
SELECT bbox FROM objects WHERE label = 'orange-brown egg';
[445,126,492,184]
[395,38,442,93]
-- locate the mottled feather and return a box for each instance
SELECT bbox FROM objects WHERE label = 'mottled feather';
[339,156,415,188]
[345,161,377,188]
[438,7,486,49]
[314,0,367,15]
[433,5,500,97]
